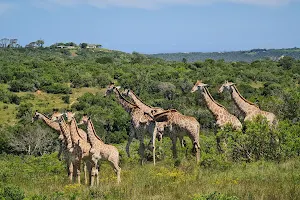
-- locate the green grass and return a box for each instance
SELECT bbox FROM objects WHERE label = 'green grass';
[0,102,17,125]
[0,87,103,125]
[1,139,300,200]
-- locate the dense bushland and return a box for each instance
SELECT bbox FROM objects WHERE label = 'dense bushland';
[0,48,299,199]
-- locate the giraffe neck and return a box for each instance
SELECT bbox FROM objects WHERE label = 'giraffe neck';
[230,85,259,114]
[59,118,72,149]
[70,118,84,144]
[201,87,226,118]
[86,119,104,147]
[38,113,60,132]
[114,88,137,113]
[128,91,152,113]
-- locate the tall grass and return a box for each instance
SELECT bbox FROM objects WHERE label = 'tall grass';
[1,140,300,200]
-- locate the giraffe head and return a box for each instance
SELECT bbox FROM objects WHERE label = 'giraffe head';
[32,110,41,123]
[65,110,76,123]
[190,80,209,93]
[121,88,131,97]
[51,108,65,122]
[78,114,89,125]
[218,81,235,93]
[104,82,121,97]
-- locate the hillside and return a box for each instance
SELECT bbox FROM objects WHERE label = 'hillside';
[0,47,300,199]
[148,47,300,62]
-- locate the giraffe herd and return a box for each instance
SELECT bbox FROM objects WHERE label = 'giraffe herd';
[32,80,277,186]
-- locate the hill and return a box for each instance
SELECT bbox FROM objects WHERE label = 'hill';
[0,47,300,199]
[148,47,300,62]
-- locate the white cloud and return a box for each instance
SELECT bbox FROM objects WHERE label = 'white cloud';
[0,3,13,15]
[33,0,299,9]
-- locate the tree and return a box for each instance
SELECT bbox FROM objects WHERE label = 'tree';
[182,57,187,64]
[65,42,77,47]
[131,51,146,64]
[9,122,58,156]
[0,38,10,48]
[96,44,102,48]
[25,42,37,48]
[278,56,294,70]
[80,43,88,49]
[9,39,18,48]
[36,39,45,48]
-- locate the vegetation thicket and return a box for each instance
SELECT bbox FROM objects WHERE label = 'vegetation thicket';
[149,47,300,62]
[0,47,299,199]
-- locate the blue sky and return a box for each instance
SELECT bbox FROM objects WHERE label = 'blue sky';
[0,0,300,53]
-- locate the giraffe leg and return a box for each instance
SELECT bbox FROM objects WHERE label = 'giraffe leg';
[84,162,88,185]
[75,159,81,185]
[96,164,100,186]
[179,136,188,158]
[90,162,97,187]
[214,124,223,153]
[152,127,157,166]
[57,143,63,161]
[109,160,121,184]
[86,161,92,186]
[138,134,145,165]
[171,136,178,159]
[194,142,200,164]
[126,127,135,158]
[68,161,74,183]
[72,161,78,183]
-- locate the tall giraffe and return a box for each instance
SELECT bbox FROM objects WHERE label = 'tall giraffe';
[51,113,77,183]
[79,115,121,186]
[122,88,185,165]
[145,109,201,163]
[219,81,277,127]
[122,89,164,115]
[32,110,65,158]
[105,83,156,165]
[191,80,242,130]
[67,112,92,185]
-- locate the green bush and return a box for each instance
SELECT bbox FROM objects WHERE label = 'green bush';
[43,83,71,94]
[96,56,114,64]
[0,88,20,105]
[217,117,280,162]
[61,95,70,104]
[16,103,33,119]
[1,185,25,200]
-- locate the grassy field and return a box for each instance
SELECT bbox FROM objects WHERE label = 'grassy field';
[0,137,300,200]
[0,84,299,199]
[0,86,104,125]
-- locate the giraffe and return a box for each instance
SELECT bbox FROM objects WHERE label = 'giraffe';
[32,110,78,180]
[218,81,277,127]
[66,111,92,185]
[78,115,121,186]
[122,89,164,115]
[32,110,65,159]
[191,80,242,130]
[145,109,201,163]
[122,88,186,165]
[105,83,156,165]
[51,113,77,183]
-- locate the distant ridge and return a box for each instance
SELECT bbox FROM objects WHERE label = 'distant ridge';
[147,47,300,62]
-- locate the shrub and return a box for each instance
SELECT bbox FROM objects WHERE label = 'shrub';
[217,117,280,162]
[2,185,25,200]
[0,88,20,104]
[43,83,71,94]
[16,103,33,119]
[96,57,114,64]
[61,95,70,104]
